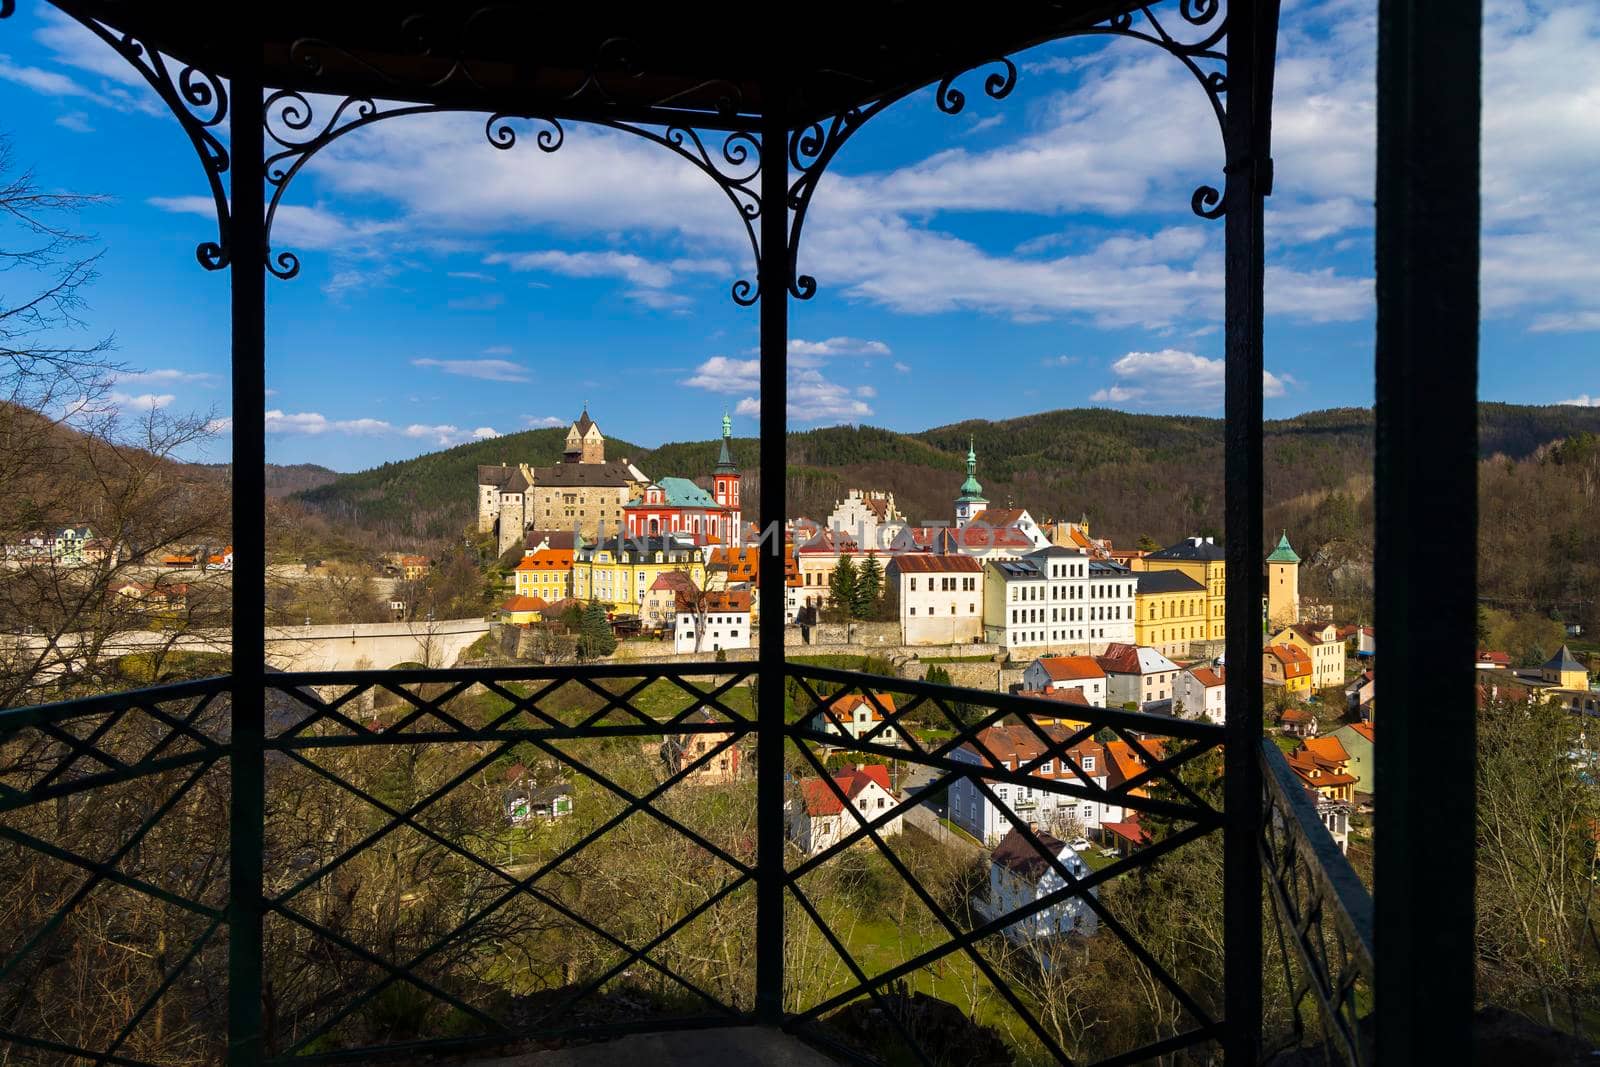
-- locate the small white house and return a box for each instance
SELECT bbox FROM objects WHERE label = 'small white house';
[808,692,909,745]
[1096,643,1182,709]
[889,553,985,645]
[1176,665,1226,723]
[1021,656,1108,707]
[673,588,752,654]
[977,828,1099,942]
[948,725,1112,847]
[787,764,902,855]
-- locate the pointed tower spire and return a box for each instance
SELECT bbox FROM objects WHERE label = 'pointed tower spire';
[955,434,988,528]
[715,410,737,473]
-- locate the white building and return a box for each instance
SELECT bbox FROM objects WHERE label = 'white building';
[1176,665,1226,723]
[890,553,985,645]
[948,724,1115,847]
[1096,643,1182,709]
[983,558,1050,651]
[977,828,1099,943]
[969,508,1053,552]
[1020,656,1108,707]
[809,693,910,746]
[1086,560,1137,650]
[787,764,902,855]
[673,588,752,654]
[826,489,907,553]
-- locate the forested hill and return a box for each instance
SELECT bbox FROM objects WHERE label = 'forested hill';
[289,403,1600,552]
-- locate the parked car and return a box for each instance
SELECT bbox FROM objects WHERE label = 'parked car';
[1070,837,1091,852]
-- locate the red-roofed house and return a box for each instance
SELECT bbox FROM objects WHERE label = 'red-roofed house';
[787,763,902,855]
[1264,643,1313,696]
[1177,665,1226,723]
[497,595,548,625]
[949,724,1110,846]
[673,587,752,654]
[1021,655,1108,706]
[1287,736,1356,851]
[808,692,909,746]
[1474,649,1511,669]
[642,570,698,631]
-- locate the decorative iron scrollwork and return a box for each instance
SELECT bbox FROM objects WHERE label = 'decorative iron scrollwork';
[45,13,231,269]
[934,57,1019,115]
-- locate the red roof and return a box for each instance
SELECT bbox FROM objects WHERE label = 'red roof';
[1035,655,1106,682]
[650,570,699,593]
[1348,722,1375,743]
[799,763,893,816]
[1096,643,1142,675]
[1017,686,1090,706]
[1188,666,1225,687]
[1476,649,1511,666]
[1266,644,1312,678]
[891,553,984,574]
[500,595,547,612]
[1102,816,1151,846]
[676,587,752,613]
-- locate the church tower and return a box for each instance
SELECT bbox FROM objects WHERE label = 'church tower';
[954,437,988,529]
[1265,531,1301,629]
[713,411,741,544]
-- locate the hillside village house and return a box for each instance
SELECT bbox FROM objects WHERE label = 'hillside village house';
[808,692,911,746]
[977,828,1099,943]
[1021,655,1108,707]
[513,546,575,604]
[948,724,1110,846]
[572,535,705,615]
[643,570,698,631]
[1264,643,1314,697]
[791,529,862,610]
[497,595,546,625]
[1177,665,1227,723]
[787,764,901,856]
[1133,569,1209,657]
[889,553,985,645]
[1271,622,1345,690]
[1329,722,1375,795]
[1131,536,1228,644]
[654,709,741,786]
[1096,643,1181,709]
[1287,736,1358,852]
[673,588,752,654]
[1345,668,1376,717]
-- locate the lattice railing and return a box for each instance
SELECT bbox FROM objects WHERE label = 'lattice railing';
[1,665,1349,1066]
[1259,739,1374,1066]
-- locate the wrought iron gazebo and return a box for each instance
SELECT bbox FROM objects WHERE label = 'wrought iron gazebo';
[0,1,1479,1064]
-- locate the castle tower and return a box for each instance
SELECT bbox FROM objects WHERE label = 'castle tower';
[954,437,989,529]
[563,406,605,464]
[1265,531,1301,629]
[713,411,742,543]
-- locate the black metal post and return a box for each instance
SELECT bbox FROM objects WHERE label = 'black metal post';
[227,40,268,1067]
[1223,1,1278,1060]
[754,88,789,1025]
[1374,0,1480,1061]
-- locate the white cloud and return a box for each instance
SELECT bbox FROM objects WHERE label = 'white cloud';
[1042,355,1080,367]
[404,423,500,446]
[149,197,400,255]
[1531,312,1600,334]
[1559,395,1600,408]
[682,356,760,395]
[482,344,514,355]
[735,397,761,417]
[788,337,892,358]
[55,111,92,133]
[110,391,175,411]
[1088,349,1287,410]
[114,368,218,386]
[524,415,566,428]
[206,417,233,434]
[449,271,495,282]
[266,410,392,435]
[411,357,531,383]
[893,361,911,373]
[485,249,726,291]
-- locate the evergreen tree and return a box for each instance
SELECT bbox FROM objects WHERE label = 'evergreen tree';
[853,553,882,618]
[829,554,857,614]
[578,601,617,659]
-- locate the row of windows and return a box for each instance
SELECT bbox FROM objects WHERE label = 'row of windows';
[908,604,978,615]
[908,576,978,591]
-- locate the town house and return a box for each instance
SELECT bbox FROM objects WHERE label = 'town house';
[889,553,985,646]
[1096,643,1181,709]
[787,764,901,856]
[976,828,1099,944]
[948,724,1109,847]
[1021,655,1108,707]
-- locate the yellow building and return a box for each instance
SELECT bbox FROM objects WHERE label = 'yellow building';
[1266,532,1301,629]
[1265,643,1313,696]
[1542,645,1589,690]
[514,548,574,604]
[572,536,705,615]
[1270,622,1345,691]
[498,595,546,625]
[1133,536,1226,642]
[1133,570,1208,657]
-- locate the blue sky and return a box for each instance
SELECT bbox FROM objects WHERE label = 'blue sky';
[1,0,1596,471]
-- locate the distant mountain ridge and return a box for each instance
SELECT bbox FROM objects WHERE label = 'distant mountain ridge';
[290,403,1600,551]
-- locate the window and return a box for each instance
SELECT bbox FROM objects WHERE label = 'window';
[1041,759,1054,774]
[1082,756,1096,772]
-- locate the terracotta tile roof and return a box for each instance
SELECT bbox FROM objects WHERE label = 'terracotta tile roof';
[1266,644,1312,678]
[500,595,547,612]
[1301,736,1349,764]
[676,588,752,613]
[650,570,700,593]
[515,549,574,570]
[958,724,1103,779]
[1034,655,1105,682]
[1348,722,1375,743]
[1096,643,1178,676]
[1188,666,1225,687]
[891,553,984,574]
[1103,739,1167,792]
[1279,708,1314,724]
[1476,650,1511,666]
[991,827,1070,880]
[1102,816,1151,846]
[799,763,893,816]
[1017,686,1090,706]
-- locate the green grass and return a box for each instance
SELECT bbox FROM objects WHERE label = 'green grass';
[1270,732,1301,754]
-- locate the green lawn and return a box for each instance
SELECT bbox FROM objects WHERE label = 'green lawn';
[1270,732,1301,754]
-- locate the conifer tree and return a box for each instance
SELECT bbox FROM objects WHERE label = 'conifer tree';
[854,553,882,618]
[578,600,617,659]
[829,554,857,614]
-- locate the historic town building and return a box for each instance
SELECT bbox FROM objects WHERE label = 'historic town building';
[624,414,742,545]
